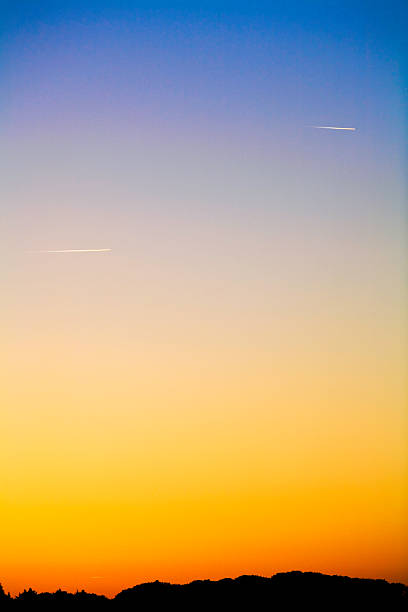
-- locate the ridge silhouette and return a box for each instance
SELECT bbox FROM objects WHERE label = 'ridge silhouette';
[1,572,408,610]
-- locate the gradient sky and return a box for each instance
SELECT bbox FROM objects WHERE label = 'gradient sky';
[1,0,407,597]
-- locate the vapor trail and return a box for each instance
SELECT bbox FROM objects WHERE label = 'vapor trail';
[311,126,356,131]
[28,248,112,253]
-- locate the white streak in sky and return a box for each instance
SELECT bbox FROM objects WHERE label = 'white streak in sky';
[28,248,112,253]
[311,126,356,131]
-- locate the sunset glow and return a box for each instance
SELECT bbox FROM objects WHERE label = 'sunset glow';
[1,0,407,598]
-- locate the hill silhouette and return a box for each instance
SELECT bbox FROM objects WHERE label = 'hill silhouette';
[1,572,407,610]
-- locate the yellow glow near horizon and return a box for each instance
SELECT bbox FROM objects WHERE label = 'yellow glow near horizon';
[1,238,407,594]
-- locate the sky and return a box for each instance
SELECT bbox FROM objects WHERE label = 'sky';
[1,0,407,597]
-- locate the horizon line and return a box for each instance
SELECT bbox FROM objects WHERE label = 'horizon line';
[4,570,407,599]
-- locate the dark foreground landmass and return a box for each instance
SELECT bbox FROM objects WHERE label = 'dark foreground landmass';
[1,572,407,610]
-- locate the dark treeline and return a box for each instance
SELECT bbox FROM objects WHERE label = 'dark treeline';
[1,572,408,610]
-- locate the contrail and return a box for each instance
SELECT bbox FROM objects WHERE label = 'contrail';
[28,248,112,253]
[311,126,356,131]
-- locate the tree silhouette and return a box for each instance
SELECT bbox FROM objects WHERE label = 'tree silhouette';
[0,573,407,610]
